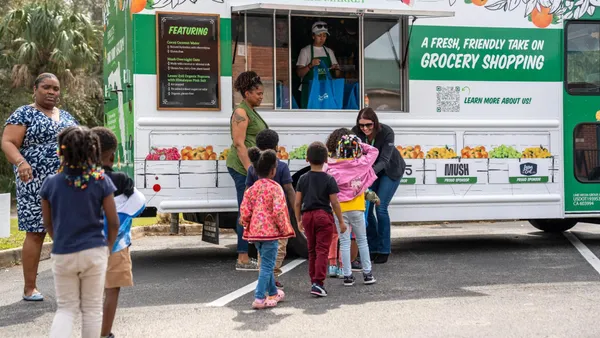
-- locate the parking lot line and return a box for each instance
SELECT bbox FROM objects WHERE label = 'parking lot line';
[564,232,600,275]
[205,258,306,307]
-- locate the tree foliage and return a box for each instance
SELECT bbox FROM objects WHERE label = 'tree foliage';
[0,0,104,196]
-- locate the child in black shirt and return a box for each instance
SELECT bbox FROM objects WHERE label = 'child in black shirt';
[294,141,346,297]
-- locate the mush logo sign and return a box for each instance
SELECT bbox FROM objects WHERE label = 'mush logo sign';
[520,163,538,176]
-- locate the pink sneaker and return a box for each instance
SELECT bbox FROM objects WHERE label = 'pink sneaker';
[252,297,277,309]
[268,289,285,303]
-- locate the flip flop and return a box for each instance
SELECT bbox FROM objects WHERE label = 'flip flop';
[23,291,44,301]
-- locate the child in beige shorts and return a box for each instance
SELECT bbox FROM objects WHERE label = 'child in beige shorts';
[92,127,146,338]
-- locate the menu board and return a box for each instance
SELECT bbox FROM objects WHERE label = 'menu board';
[156,12,220,111]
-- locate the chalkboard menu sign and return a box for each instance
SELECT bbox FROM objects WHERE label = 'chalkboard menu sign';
[156,12,220,111]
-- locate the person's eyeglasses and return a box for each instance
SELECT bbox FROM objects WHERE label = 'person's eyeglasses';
[359,123,374,129]
[314,24,327,29]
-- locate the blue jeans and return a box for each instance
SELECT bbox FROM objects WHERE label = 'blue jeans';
[228,167,249,254]
[334,211,372,276]
[366,174,400,255]
[254,240,279,299]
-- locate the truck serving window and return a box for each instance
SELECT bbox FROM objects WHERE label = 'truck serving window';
[574,123,600,182]
[566,22,600,95]
[231,13,408,112]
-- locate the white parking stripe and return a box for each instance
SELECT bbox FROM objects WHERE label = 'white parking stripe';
[564,232,600,275]
[205,258,306,307]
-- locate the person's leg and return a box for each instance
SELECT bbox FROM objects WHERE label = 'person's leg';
[314,210,334,286]
[327,231,339,277]
[302,212,317,284]
[366,178,381,255]
[374,175,401,261]
[273,238,287,279]
[262,241,279,299]
[254,242,267,300]
[49,252,80,338]
[80,247,109,338]
[228,168,256,270]
[335,213,352,279]
[348,211,372,273]
[22,231,47,298]
[101,288,120,337]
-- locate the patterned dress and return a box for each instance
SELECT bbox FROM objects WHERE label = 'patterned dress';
[4,105,78,233]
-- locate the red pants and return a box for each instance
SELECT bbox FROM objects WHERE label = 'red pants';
[302,209,335,286]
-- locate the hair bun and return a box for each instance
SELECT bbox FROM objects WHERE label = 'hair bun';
[248,147,261,164]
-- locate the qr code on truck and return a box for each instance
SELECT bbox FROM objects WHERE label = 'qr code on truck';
[436,86,460,113]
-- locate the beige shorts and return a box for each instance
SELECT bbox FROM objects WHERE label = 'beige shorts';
[105,246,133,289]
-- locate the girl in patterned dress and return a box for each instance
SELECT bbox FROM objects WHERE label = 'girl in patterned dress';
[1,73,78,301]
[239,147,295,309]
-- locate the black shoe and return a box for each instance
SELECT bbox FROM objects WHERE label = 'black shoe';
[363,272,377,285]
[370,253,379,262]
[343,275,356,286]
[373,254,389,264]
[311,283,328,297]
[351,259,362,272]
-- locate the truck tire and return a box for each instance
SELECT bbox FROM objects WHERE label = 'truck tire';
[528,219,578,233]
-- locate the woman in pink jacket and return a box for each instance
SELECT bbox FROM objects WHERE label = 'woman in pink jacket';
[240,147,296,309]
[326,133,379,286]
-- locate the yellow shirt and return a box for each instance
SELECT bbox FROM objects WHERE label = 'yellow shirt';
[340,193,365,212]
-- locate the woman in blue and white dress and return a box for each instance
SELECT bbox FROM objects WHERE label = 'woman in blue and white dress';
[1,73,78,301]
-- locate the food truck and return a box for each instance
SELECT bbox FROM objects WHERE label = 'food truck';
[103,0,600,256]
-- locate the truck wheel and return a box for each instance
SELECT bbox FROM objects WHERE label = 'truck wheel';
[528,219,578,233]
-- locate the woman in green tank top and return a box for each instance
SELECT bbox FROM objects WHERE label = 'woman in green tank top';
[227,71,269,271]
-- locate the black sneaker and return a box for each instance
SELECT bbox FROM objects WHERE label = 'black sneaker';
[343,275,356,286]
[311,283,327,297]
[351,259,362,272]
[363,272,377,285]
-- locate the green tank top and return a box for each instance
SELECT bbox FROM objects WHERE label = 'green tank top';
[226,100,269,175]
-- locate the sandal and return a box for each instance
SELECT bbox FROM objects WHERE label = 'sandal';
[252,297,277,309]
[268,289,285,303]
[23,291,44,302]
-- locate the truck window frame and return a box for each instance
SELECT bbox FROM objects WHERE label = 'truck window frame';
[564,20,600,97]
[231,11,410,113]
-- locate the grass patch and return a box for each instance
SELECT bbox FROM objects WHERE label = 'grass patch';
[0,217,160,251]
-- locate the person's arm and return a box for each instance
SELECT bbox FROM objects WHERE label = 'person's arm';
[239,189,253,228]
[231,108,251,171]
[372,127,396,175]
[273,187,293,235]
[294,191,303,232]
[2,125,32,182]
[329,194,346,233]
[103,194,119,250]
[283,183,295,210]
[41,199,53,239]
[296,47,320,78]
[359,142,379,167]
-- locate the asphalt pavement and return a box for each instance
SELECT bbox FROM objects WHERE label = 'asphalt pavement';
[2,221,600,337]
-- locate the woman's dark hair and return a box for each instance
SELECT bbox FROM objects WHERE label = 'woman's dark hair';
[307,141,328,165]
[234,71,262,98]
[326,127,351,156]
[34,73,58,88]
[248,147,277,178]
[356,107,381,136]
[256,129,279,151]
[91,126,118,155]
[57,126,102,168]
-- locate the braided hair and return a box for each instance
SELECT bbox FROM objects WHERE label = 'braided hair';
[326,127,351,157]
[234,71,262,98]
[57,126,104,189]
[336,134,363,160]
[248,147,277,178]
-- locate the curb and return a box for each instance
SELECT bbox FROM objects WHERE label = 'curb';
[0,223,215,269]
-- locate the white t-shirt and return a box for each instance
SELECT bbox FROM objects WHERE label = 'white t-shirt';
[296,45,338,67]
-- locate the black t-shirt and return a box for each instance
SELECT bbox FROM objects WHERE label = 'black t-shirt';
[296,171,339,214]
[103,166,134,198]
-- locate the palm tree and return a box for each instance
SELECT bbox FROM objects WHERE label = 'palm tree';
[0,0,100,90]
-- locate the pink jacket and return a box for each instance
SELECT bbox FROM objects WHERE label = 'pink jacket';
[326,142,379,203]
[240,178,296,242]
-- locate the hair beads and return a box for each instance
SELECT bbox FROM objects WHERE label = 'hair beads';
[336,134,362,160]
[56,126,104,190]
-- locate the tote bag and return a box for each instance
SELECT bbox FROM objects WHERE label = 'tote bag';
[344,82,359,110]
[306,64,344,110]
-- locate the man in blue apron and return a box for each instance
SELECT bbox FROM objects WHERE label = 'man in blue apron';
[296,21,340,109]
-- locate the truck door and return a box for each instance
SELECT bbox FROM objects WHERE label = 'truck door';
[564,20,600,214]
